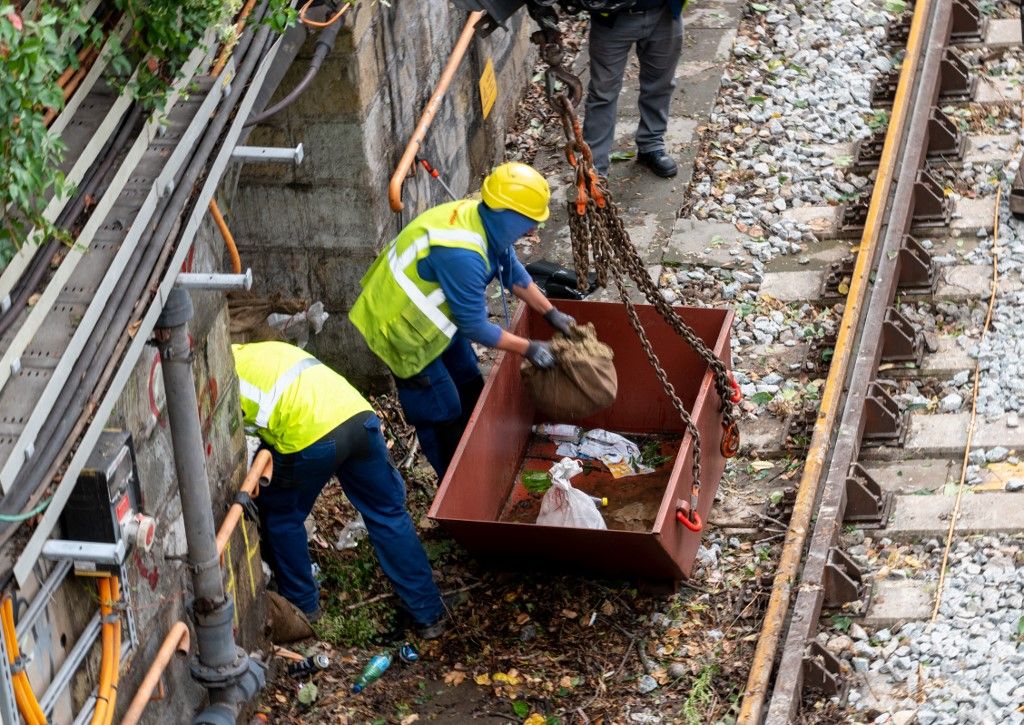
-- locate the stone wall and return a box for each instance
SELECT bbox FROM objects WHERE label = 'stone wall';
[228,3,535,389]
[18,217,266,723]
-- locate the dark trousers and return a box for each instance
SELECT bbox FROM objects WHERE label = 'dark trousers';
[583,5,684,175]
[395,334,484,480]
[256,413,443,626]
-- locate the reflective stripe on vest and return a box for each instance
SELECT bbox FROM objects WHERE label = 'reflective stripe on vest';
[349,201,491,379]
[238,357,321,428]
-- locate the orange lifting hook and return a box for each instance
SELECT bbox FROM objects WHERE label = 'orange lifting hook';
[721,421,740,458]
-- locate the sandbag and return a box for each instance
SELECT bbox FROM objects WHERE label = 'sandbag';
[521,322,617,421]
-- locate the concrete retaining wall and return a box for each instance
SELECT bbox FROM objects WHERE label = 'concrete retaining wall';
[229,4,534,389]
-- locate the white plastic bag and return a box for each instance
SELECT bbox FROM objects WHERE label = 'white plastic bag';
[535,458,607,530]
[555,429,654,479]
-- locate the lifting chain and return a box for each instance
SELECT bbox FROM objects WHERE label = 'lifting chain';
[551,91,742,530]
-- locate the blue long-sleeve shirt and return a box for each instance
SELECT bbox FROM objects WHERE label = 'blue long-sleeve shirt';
[416,204,535,347]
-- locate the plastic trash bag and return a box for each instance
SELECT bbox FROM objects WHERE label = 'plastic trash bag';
[334,512,368,550]
[536,458,607,530]
[556,429,654,479]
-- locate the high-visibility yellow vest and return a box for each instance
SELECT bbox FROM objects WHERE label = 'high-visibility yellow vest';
[348,200,489,379]
[232,341,371,454]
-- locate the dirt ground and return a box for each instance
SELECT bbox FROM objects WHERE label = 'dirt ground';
[254,11,797,725]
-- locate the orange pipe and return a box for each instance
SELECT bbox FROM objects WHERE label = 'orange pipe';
[90,578,114,725]
[209,199,242,274]
[216,449,273,556]
[388,11,484,212]
[298,0,351,28]
[212,0,260,76]
[104,577,122,725]
[121,623,189,725]
[735,0,931,721]
[2,597,44,725]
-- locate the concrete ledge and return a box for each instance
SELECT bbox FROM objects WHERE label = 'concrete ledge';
[906,413,1024,455]
[863,579,936,626]
[780,205,842,238]
[963,134,1015,164]
[861,459,959,494]
[758,269,824,302]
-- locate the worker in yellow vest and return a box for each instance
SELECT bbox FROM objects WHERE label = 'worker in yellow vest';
[232,341,447,636]
[350,162,575,478]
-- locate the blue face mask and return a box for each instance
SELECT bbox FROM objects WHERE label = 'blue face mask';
[477,203,537,255]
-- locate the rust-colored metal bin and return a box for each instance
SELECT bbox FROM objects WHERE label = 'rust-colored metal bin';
[427,300,733,581]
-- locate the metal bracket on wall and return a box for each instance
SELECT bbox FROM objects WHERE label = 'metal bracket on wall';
[802,641,847,696]
[843,463,893,527]
[881,306,924,364]
[231,144,304,165]
[897,234,937,293]
[41,539,127,567]
[862,382,906,445]
[823,547,866,609]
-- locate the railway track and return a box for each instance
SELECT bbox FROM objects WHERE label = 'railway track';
[734,0,1024,721]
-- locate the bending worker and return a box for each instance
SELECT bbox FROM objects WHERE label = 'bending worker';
[350,162,575,479]
[232,340,447,637]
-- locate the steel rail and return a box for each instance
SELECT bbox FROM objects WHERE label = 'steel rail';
[735,0,934,719]
[387,10,484,212]
[13,16,290,586]
[762,0,954,720]
[0,36,224,493]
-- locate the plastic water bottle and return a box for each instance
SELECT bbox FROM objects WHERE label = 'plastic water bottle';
[352,652,392,693]
[532,423,583,443]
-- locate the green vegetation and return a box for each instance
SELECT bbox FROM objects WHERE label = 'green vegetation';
[0,0,296,270]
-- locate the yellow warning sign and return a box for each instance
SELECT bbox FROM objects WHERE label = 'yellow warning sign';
[479,58,497,120]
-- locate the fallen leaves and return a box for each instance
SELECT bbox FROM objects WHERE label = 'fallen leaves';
[443,669,466,686]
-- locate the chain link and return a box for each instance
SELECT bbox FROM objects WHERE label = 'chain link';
[552,93,741,524]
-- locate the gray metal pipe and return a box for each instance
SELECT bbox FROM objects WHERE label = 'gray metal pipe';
[156,288,265,721]
[175,270,253,291]
[156,288,228,617]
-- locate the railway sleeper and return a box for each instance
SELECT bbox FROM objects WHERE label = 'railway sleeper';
[852,109,963,176]
[1010,159,1024,219]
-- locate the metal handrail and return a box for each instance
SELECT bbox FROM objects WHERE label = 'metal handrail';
[387,11,484,212]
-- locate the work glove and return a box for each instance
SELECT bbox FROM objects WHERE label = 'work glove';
[543,307,576,337]
[525,340,556,369]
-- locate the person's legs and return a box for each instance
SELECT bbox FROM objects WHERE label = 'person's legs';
[582,16,641,176]
[635,7,684,154]
[257,439,336,614]
[395,354,463,479]
[336,415,444,629]
[441,334,483,430]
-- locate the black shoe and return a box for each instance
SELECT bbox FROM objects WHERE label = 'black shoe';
[415,591,465,640]
[636,150,678,178]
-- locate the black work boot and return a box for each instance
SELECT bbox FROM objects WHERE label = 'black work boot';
[636,149,678,178]
[415,591,466,640]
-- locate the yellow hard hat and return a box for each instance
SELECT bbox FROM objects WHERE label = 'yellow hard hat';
[480,162,550,222]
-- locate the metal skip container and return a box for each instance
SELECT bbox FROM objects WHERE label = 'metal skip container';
[428,300,734,581]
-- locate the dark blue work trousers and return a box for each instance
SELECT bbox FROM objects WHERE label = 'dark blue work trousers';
[256,413,443,626]
[395,334,484,480]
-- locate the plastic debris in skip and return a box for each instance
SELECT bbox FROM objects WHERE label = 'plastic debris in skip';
[535,458,607,530]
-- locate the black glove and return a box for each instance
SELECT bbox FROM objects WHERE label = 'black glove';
[543,307,576,337]
[525,340,556,369]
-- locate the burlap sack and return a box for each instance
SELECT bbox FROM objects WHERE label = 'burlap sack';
[522,322,618,421]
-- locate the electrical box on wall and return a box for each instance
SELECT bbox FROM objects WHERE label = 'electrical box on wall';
[57,430,155,572]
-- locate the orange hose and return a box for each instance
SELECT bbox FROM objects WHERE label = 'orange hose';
[298,0,351,28]
[104,578,122,725]
[216,449,272,556]
[3,597,45,725]
[90,577,114,725]
[388,11,484,212]
[121,622,190,725]
[209,199,242,274]
[213,0,260,76]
